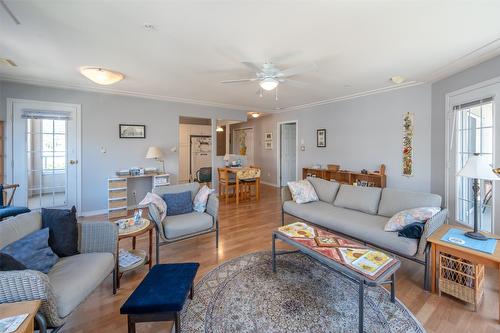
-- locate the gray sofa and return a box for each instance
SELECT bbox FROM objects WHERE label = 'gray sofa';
[282,177,448,289]
[148,182,219,264]
[0,211,117,332]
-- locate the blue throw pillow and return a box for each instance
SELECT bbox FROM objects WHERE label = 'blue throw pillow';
[0,228,59,274]
[162,191,193,216]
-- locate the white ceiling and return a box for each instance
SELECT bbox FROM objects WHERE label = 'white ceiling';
[2,0,500,112]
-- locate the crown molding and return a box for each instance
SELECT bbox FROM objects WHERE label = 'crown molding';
[276,81,425,112]
[0,74,269,113]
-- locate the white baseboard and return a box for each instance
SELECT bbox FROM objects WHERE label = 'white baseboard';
[260,181,279,188]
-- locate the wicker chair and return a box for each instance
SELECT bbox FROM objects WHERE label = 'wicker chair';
[0,212,118,332]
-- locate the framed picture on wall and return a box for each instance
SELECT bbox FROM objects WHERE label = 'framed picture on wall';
[317,129,326,147]
[264,132,273,140]
[119,124,146,139]
[264,140,272,150]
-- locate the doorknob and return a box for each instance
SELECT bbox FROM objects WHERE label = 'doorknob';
[69,160,78,165]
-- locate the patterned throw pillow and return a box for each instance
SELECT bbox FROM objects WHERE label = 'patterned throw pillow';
[384,207,441,232]
[287,180,319,204]
[193,185,215,213]
[0,228,59,274]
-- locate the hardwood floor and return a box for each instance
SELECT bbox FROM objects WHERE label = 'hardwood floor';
[67,185,500,333]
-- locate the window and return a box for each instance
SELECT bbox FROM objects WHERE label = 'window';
[455,98,494,231]
[41,119,66,173]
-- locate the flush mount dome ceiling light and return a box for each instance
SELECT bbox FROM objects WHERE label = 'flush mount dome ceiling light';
[80,67,124,85]
[251,112,260,118]
[390,76,406,84]
[259,77,279,91]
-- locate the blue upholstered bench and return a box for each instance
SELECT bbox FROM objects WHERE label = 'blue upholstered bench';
[120,263,199,333]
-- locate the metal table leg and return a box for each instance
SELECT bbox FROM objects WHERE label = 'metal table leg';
[359,280,364,333]
[391,273,396,303]
[272,233,277,273]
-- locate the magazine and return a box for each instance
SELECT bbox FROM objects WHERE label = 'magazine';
[118,249,143,268]
[278,222,315,238]
[351,251,392,276]
[0,313,28,333]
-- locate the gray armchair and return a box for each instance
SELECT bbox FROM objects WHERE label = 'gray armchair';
[0,212,117,332]
[148,182,219,264]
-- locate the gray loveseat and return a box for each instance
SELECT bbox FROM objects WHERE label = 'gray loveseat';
[0,211,117,332]
[282,177,448,289]
[148,182,219,264]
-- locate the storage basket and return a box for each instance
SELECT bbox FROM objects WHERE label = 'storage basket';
[439,253,484,311]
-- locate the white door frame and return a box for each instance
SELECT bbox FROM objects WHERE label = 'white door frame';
[276,120,299,187]
[445,76,500,232]
[6,98,82,212]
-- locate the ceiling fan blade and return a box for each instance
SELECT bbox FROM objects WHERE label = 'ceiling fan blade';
[283,79,309,88]
[241,61,261,73]
[221,78,257,84]
[278,63,318,78]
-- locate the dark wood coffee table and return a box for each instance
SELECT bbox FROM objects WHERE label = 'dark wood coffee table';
[272,222,401,333]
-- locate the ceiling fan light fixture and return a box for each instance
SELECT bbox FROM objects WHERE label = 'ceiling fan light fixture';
[260,78,278,91]
[80,67,124,85]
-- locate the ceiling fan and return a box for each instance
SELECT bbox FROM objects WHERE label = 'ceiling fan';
[221,61,317,99]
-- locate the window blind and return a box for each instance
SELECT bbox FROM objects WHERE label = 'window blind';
[21,109,72,120]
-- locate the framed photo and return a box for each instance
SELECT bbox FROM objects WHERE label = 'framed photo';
[119,124,146,139]
[264,132,273,140]
[317,129,326,147]
[264,140,273,150]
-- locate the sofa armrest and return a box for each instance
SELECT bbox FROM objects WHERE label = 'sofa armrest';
[78,222,118,255]
[148,203,167,241]
[281,186,292,204]
[418,208,448,256]
[0,270,64,327]
[206,194,219,223]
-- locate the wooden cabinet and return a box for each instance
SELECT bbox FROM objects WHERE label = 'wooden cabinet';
[303,164,386,188]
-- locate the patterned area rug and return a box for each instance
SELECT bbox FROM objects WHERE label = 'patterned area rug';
[181,252,425,333]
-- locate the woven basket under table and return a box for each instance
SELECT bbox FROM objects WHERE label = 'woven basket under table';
[439,253,485,311]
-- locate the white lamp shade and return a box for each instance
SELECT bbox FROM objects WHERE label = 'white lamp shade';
[146,146,164,159]
[457,154,499,181]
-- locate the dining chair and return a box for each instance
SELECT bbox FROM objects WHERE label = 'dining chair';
[0,184,31,221]
[217,168,236,204]
[236,167,261,202]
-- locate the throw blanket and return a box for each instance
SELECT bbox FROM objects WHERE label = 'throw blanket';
[139,192,167,221]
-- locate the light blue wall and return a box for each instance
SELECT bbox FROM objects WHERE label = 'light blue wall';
[431,55,500,197]
[234,84,433,192]
[0,81,247,214]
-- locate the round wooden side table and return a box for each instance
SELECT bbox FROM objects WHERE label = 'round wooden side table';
[115,218,154,288]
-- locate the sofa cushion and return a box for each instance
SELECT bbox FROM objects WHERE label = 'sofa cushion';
[0,253,26,271]
[384,207,441,231]
[0,211,42,249]
[193,185,215,213]
[48,252,114,318]
[333,185,382,215]
[162,212,213,239]
[162,191,193,216]
[0,228,59,274]
[378,188,442,218]
[283,201,418,256]
[307,177,340,203]
[42,206,79,257]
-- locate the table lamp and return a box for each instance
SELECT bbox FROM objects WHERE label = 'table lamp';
[457,153,499,240]
[146,146,165,173]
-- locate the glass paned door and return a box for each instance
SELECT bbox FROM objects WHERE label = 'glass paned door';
[26,119,68,209]
[455,101,494,232]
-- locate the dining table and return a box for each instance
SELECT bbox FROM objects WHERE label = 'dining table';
[218,166,261,204]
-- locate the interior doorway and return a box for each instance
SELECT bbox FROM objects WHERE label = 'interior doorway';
[278,121,298,187]
[7,99,81,210]
[178,116,212,184]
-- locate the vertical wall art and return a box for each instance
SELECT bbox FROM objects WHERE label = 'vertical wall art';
[402,112,414,176]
